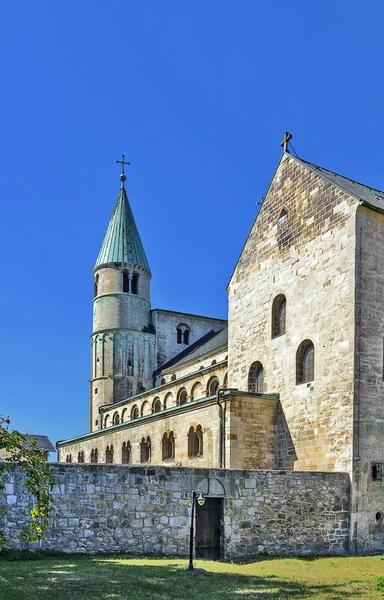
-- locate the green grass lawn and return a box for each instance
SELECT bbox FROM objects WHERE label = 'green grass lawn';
[0,554,383,600]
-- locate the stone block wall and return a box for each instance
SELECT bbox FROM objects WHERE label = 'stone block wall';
[353,207,384,553]
[151,309,227,369]
[1,464,351,558]
[228,154,357,474]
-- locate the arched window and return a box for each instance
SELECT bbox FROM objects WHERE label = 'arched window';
[161,378,166,385]
[121,408,127,422]
[122,270,130,293]
[277,208,288,226]
[104,414,110,428]
[176,324,190,345]
[113,412,120,426]
[152,397,161,413]
[140,436,151,463]
[188,426,203,457]
[248,362,264,393]
[78,451,84,463]
[105,445,114,463]
[131,405,139,420]
[162,432,175,460]
[122,441,131,464]
[207,377,219,397]
[211,359,217,366]
[94,274,99,298]
[66,454,72,463]
[296,340,314,384]
[171,373,176,381]
[131,272,139,295]
[191,381,202,401]
[90,448,98,463]
[272,294,286,337]
[178,388,188,405]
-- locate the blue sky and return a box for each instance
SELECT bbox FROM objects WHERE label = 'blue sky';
[1,1,383,456]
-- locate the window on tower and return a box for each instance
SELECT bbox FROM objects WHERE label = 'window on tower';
[131,272,139,295]
[176,324,190,345]
[94,274,99,298]
[122,270,129,293]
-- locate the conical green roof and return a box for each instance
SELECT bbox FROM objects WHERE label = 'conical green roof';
[94,186,150,273]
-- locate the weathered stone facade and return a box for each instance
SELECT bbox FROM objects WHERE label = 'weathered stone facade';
[1,464,351,558]
[56,149,384,554]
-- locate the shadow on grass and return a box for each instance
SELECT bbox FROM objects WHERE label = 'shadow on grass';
[0,555,375,600]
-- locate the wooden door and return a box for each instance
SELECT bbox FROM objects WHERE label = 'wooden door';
[195,498,221,560]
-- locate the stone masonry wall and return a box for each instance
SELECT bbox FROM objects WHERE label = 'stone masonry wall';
[1,464,351,558]
[228,154,357,474]
[353,207,384,553]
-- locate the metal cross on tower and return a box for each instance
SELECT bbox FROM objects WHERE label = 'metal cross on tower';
[280,132,292,153]
[116,154,130,187]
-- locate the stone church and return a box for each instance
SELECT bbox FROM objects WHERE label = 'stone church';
[57,141,384,552]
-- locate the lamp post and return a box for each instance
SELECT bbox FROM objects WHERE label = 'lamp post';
[183,491,205,571]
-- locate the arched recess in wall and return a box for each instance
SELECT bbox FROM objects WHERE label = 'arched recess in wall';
[272,294,286,338]
[131,405,139,420]
[177,388,188,405]
[176,323,190,345]
[152,397,161,413]
[188,425,203,457]
[131,272,139,295]
[121,408,127,422]
[141,401,150,416]
[248,361,264,393]
[104,414,110,427]
[140,436,151,462]
[296,339,314,384]
[207,376,219,397]
[105,445,114,464]
[191,381,203,401]
[122,269,130,293]
[164,392,174,409]
[162,431,175,460]
[94,274,99,298]
[122,441,131,464]
[112,412,120,426]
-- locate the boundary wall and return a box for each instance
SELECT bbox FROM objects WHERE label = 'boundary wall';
[0,464,350,559]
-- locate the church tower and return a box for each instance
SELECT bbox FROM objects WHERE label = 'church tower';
[90,159,155,431]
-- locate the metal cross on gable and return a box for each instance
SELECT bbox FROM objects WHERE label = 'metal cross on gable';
[280,132,292,153]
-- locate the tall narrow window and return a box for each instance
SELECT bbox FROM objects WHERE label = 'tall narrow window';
[296,340,314,384]
[153,398,161,413]
[131,405,139,420]
[122,441,131,464]
[162,432,175,460]
[66,454,72,463]
[113,412,120,425]
[94,274,99,298]
[188,426,202,457]
[78,451,84,463]
[140,437,151,462]
[123,270,129,293]
[176,324,190,344]
[248,362,264,393]
[90,448,98,463]
[106,445,114,463]
[272,294,286,337]
[131,272,139,295]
